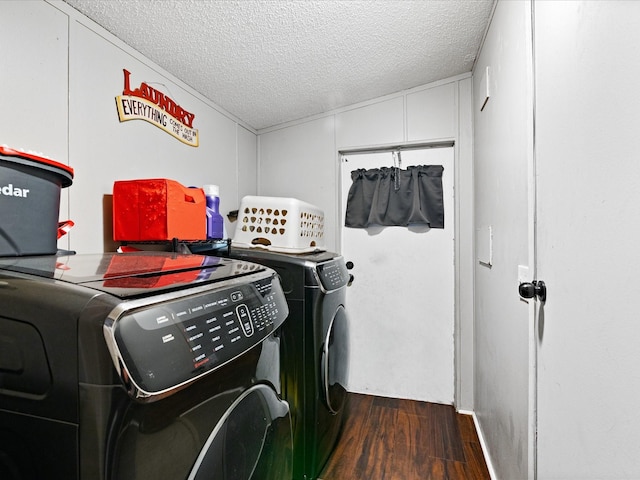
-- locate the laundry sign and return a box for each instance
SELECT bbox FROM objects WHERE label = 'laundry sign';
[115,69,199,147]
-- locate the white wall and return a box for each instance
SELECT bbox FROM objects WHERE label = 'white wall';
[0,1,70,225]
[237,126,258,203]
[472,1,532,478]
[257,77,476,410]
[257,115,337,249]
[0,1,69,159]
[2,0,258,254]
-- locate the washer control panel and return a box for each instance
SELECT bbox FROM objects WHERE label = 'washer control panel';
[316,259,349,291]
[105,272,288,400]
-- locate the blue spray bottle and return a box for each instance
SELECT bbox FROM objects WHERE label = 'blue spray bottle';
[204,184,224,239]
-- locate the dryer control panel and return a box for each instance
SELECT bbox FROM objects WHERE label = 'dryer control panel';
[104,271,288,401]
[316,259,350,291]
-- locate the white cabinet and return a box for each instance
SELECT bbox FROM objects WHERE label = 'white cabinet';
[407,82,456,141]
[335,97,404,149]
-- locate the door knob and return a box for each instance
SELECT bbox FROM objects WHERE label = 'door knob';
[345,261,355,286]
[518,280,547,302]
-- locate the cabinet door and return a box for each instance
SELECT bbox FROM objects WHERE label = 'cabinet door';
[407,83,456,141]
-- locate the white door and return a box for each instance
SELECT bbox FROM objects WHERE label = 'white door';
[340,147,455,404]
[534,2,640,478]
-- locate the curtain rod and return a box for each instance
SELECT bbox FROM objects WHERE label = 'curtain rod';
[339,140,454,156]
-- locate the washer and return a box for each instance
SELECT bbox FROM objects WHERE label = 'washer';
[224,247,351,480]
[0,251,293,480]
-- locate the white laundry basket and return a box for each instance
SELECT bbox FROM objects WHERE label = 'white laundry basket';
[232,196,325,253]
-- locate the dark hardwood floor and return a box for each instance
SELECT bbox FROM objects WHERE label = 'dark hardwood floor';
[319,393,491,480]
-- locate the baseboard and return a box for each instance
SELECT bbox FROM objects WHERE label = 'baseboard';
[457,409,498,480]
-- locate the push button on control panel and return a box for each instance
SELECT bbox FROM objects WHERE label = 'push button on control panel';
[236,304,254,337]
[230,291,244,302]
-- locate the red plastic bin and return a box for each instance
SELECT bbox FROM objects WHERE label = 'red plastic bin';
[113,179,206,242]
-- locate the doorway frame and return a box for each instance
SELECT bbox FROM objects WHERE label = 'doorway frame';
[336,134,473,411]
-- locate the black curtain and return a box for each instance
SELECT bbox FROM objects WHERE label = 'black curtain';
[345,165,444,228]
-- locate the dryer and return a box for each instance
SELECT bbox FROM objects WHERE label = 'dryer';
[0,251,292,480]
[223,247,350,480]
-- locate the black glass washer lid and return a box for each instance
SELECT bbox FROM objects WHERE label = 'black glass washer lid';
[0,252,266,297]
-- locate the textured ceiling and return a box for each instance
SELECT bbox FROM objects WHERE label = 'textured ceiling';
[62,0,494,130]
